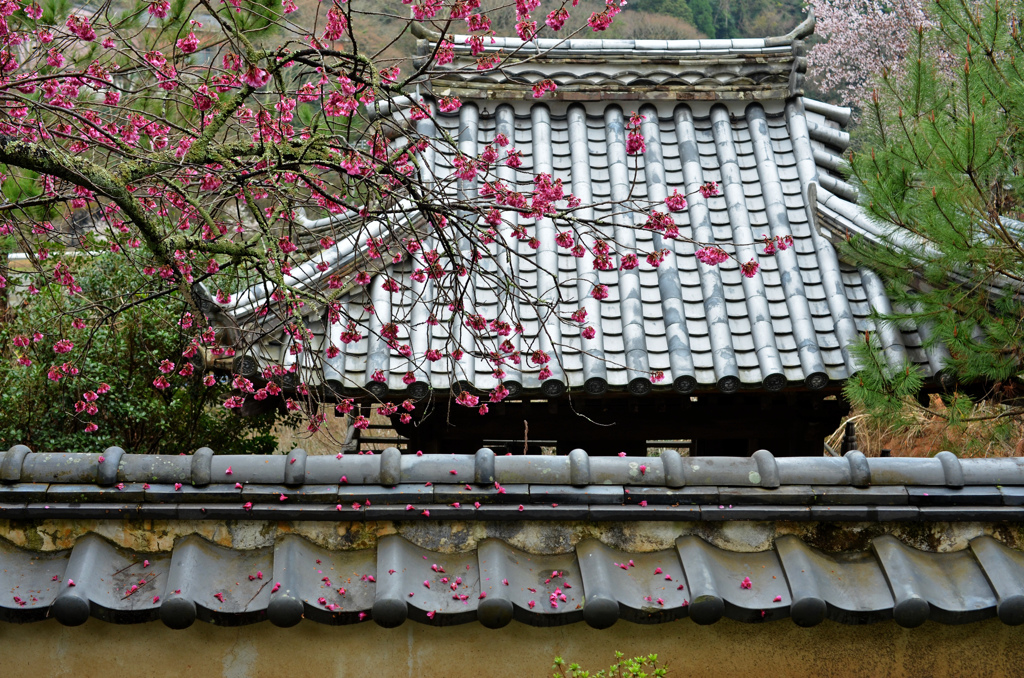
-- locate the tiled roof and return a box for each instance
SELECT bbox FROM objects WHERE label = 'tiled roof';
[5,531,1024,629]
[221,20,946,400]
[414,13,817,102]
[6,446,1024,629]
[4,446,1024,521]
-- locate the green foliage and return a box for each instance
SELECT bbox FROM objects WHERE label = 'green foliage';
[842,0,1024,422]
[843,333,926,427]
[0,252,294,454]
[629,0,694,23]
[40,0,73,26]
[552,652,668,678]
[1,171,40,199]
[214,0,278,37]
[619,0,802,37]
[687,0,715,35]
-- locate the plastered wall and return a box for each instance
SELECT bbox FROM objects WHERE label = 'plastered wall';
[1,616,1020,678]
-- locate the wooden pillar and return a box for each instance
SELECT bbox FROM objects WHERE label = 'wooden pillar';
[841,421,857,454]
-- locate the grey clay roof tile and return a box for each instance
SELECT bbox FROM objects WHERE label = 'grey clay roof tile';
[9,530,1024,629]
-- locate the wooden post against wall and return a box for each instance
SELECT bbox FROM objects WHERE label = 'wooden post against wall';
[841,421,857,454]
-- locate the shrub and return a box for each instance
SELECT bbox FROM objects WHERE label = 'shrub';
[552,652,669,678]
[0,251,295,454]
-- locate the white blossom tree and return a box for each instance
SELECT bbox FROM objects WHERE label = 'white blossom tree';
[805,0,932,104]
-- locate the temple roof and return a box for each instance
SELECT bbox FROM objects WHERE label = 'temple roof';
[4,446,1024,630]
[221,18,947,401]
[416,14,815,103]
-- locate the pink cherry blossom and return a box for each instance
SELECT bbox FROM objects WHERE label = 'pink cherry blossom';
[192,85,218,111]
[625,112,646,154]
[242,66,270,88]
[807,0,932,104]
[149,0,170,17]
[531,79,557,98]
[177,32,199,53]
[438,97,462,113]
[699,181,719,198]
[695,247,729,266]
[588,9,614,31]
[665,190,688,211]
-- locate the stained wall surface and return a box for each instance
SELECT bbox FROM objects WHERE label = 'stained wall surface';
[0,616,1019,678]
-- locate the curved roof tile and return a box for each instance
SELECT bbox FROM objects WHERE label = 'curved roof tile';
[5,531,1024,629]
[221,28,945,399]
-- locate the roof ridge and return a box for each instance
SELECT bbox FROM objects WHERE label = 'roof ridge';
[3,446,1023,489]
[410,9,816,53]
[413,13,814,102]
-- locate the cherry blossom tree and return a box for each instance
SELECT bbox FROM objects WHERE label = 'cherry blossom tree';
[805,0,933,104]
[0,0,772,442]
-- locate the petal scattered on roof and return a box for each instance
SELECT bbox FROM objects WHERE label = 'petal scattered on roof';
[5,531,1024,629]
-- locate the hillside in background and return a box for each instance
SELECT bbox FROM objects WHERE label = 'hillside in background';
[623,0,804,38]
[287,0,807,72]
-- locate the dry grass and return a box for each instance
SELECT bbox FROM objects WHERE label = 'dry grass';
[270,409,407,455]
[826,396,1024,458]
[271,409,348,455]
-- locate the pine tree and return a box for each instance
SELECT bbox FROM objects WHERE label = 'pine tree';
[842,0,1024,425]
